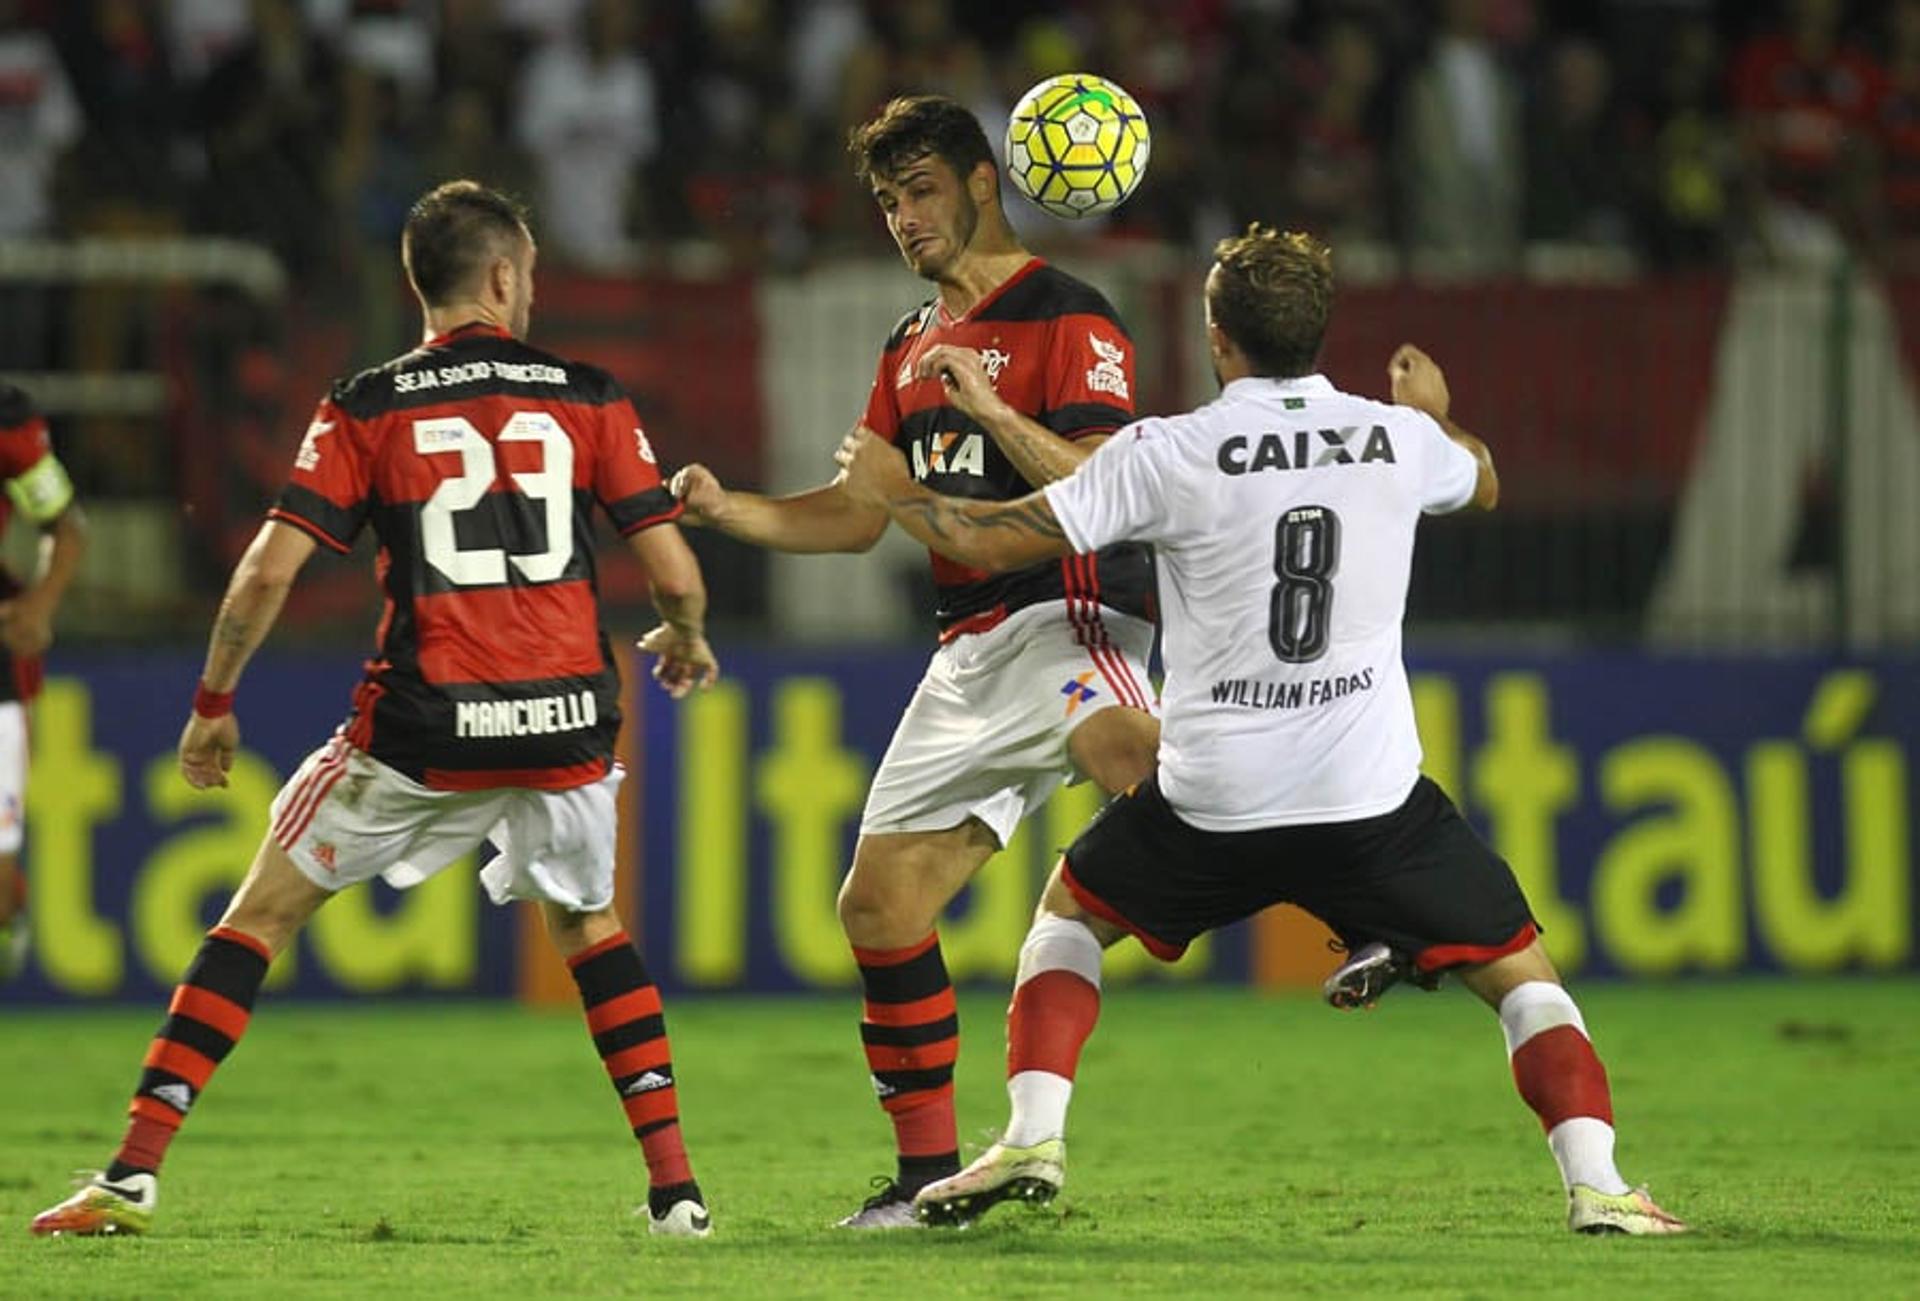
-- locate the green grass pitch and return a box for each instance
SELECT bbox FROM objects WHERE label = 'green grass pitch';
[5,980,1917,1298]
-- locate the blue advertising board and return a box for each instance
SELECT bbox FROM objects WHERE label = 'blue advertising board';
[5,647,1915,1004]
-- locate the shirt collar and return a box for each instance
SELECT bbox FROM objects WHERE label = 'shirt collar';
[426,320,511,348]
[1223,373,1336,399]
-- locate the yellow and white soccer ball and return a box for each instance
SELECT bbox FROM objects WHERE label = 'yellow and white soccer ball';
[1003,73,1150,220]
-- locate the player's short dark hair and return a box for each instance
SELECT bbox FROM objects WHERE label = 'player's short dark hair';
[1207,225,1335,379]
[402,180,530,306]
[849,95,996,191]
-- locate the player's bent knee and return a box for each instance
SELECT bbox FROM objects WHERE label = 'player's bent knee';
[1457,938,1561,1008]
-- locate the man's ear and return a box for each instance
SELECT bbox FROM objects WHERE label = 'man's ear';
[970,160,997,205]
[489,254,516,305]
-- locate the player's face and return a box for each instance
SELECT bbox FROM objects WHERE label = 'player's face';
[873,155,980,282]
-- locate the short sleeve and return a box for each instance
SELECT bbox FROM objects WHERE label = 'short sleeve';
[1041,316,1135,439]
[1043,417,1182,552]
[1411,411,1481,515]
[268,398,372,552]
[595,398,682,534]
[861,349,902,444]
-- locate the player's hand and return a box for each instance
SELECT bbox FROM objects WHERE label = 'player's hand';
[1389,343,1450,419]
[637,623,719,700]
[833,424,910,507]
[914,345,1010,424]
[669,463,728,528]
[179,712,240,789]
[0,592,55,656]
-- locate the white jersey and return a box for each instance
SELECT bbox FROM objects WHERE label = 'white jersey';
[1044,374,1479,830]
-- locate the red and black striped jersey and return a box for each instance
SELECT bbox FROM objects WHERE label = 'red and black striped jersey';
[0,383,69,703]
[862,258,1157,640]
[270,322,682,791]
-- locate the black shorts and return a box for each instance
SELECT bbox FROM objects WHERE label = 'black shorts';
[1061,776,1537,973]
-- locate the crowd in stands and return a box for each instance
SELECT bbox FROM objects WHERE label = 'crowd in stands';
[3,0,1919,289]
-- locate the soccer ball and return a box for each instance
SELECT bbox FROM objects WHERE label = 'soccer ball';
[1003,73,1150,220]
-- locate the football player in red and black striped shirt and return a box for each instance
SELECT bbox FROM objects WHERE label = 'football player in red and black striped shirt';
[672,96,1163,1227]
[0,381,88,985]
[32,182,718,1241]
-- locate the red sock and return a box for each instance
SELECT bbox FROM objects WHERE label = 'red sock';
[855,933,959,1184]
[113,926,270,1175]
[567,932,694,1190]
[1008,970,1101,1079]
[1511,1024,1614,1130]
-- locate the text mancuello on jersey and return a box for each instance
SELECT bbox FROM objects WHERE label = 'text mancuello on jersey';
[454,691,598,739]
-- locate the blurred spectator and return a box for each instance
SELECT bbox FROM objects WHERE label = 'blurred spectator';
[333,68,426,362]
[515,0,657,269]
[57,0,184,222]
[1394,0,1524,278]
[195,0,339,281]
[164,0,253,85]
[1284,16,1389,247]
[1636,17,1739,268]
[1728,0,1884,265]
[1524,35,1630,249]
[679,0,813,267]
[1877,0,1920,269]
[0,0,82,238]
[1211,5,1302,235]
[839,0,997,131]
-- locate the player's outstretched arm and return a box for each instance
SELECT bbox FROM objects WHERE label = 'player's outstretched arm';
[180,520,317,789]
[834,426,1072,573]
[0,500,86,657]
[670,461,890,554]
[1389,342,1499,511]
[627,521,719,699]
[915,344,1102,486]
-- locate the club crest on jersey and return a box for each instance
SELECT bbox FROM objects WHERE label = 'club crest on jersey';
[295,418,335,471]
[912,431,986,479]
[1060,670,1100,717]
[1086,334,1129,402]
[980,347,1012,383]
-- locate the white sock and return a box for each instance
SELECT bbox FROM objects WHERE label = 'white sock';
[1003,1071,1073,1147]
[1498,981,1629,1196]
[1000,914,1103,1148]
[1548,1117,1628,1195]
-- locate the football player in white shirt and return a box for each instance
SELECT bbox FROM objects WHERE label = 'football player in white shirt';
[834,225,1687,1238]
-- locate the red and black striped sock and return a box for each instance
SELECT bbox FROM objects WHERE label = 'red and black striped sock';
[855,932,959,1188]
[107,926,270,1180]
[567,932,697,1198]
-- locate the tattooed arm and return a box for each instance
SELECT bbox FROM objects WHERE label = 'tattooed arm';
[835,425,1075,573]
[179,521,317,789]
[913,344,1104,486]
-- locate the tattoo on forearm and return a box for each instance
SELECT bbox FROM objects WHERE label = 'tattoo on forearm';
[1001,425,1082,484]
[212,607,251,652]
[887,494,1066,561]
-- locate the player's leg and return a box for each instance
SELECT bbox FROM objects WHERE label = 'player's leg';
[543,900,709,1238]
[30,836,330,1236]
[834,821,997,1225]
[918,779,1239,1227]
[480,768,710,1238]
[914,871,1121,1228]
[1455,943,1688,1235]
[1306,777,1686,1235]
[0,701,30,982]
[1064,701,1159,796]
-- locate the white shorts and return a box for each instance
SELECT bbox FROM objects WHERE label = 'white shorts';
[0,702,23,855]
[860,600,1157,847]
[270,734,624,912]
